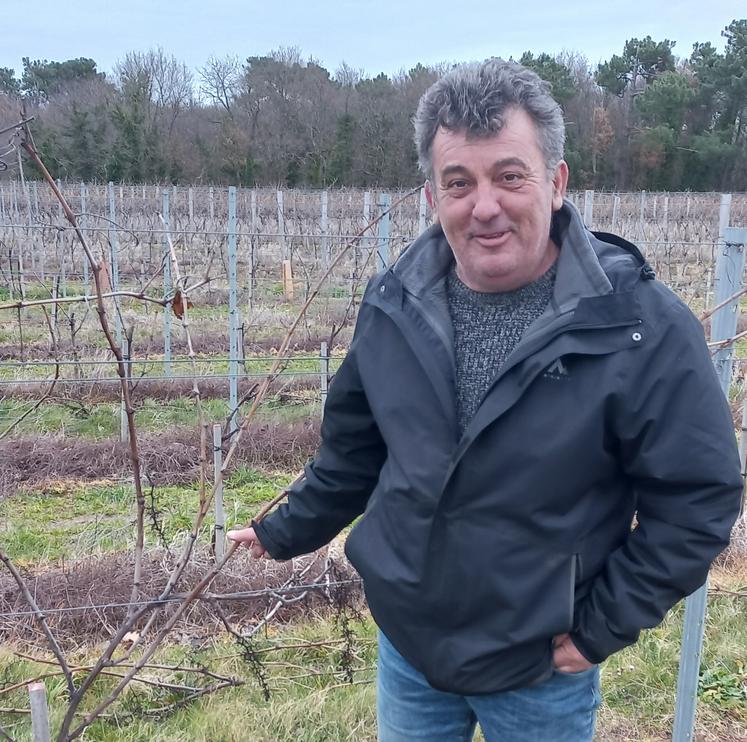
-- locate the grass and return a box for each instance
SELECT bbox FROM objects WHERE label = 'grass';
[0,438,745,739]
[0,395,319,438]
[0,597,745,741]
[0,467,293,565]
[1,264,744,739]
[0,616,380,742]
[0,349,344,381]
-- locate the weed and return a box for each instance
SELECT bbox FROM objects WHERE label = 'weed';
[698,662,747,711]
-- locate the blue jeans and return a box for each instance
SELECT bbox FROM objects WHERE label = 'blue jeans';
[376,631,601,742]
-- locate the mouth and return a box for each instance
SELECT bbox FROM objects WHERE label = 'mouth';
[471,230,512,246]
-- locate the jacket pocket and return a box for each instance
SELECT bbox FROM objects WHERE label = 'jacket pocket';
[426,536,579,648]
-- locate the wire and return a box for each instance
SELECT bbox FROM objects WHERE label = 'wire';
[0,371,325,385]
[0,356,333,367]
[0,224,403,240]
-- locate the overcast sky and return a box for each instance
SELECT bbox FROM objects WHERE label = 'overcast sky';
[3,0,744,80]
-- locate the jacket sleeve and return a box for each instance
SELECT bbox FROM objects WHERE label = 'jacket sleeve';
[253,321,387,560]
[571,297,743,664]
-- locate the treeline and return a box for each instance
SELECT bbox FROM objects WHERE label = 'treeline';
[0,20,745,191]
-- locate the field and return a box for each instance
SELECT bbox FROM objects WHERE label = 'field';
[0,183,745,741]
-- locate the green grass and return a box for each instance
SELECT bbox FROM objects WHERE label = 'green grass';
[0,599,745,741]
[0,468,293,565]
[0,616,380,742]
[0,395,319,438]
[0,349,344,381]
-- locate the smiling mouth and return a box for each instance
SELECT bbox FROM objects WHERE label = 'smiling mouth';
[472,230,511,244]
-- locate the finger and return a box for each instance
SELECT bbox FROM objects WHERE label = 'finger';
[226,528,254,543]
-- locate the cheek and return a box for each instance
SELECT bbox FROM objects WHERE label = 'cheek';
[441,203,471,231]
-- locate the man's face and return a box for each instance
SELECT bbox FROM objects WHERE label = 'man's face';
[426,107,568,293]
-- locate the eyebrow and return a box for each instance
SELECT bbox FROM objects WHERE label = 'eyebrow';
[439,157,531,180]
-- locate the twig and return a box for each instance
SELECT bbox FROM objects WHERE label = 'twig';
[709,586,747,599]
[0,547,75,696]
[20,127,155,742]
[327,235,378,350]
[116,217,213,661]
[0,290,168,312]
[0,307,59,440]
[699,285,747,324]
[708,328,747,351]
[13,651,237,682]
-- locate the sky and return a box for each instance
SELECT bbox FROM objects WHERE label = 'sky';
[2,0,745,81]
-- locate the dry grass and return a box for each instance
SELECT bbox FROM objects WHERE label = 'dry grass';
[0,545,359,647]
[0,418,319,497]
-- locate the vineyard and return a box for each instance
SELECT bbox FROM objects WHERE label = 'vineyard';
[0,179,745,741]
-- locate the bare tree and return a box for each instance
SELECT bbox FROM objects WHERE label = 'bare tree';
[199,55,242,114]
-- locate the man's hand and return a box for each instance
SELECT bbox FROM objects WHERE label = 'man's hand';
[226,526,268,559]
[552,633,594,674]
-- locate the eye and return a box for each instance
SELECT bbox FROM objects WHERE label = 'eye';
[447,179,469,190]
[501,172,524,185]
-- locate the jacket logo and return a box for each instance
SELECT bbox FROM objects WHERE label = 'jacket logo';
[543,358,569,379]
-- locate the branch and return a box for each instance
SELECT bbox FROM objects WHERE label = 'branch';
[20,129,153,741]
[64,186,421,739]
[708,328,747,352]
[699,285,747,324]
[0,290,167,313]
[0,547,75,696]
[116,216,213,660]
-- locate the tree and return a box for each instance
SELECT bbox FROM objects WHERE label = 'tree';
[720,19,747,145]
[20,57,102,103]
[519,52,576,106]
[0,68,20,97]
[681,131,738,190]
[636,70,695,131]
[112,49,194,181]
[596,36,676,96]
[60,103,110,181]
[635,124,676,189]
[590,106,614,177]
[328,113,356,184]
[198,55,241,114]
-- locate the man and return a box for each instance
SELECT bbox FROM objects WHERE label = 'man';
[228,60,742,741]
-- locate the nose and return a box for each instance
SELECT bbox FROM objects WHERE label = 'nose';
[471,181,502,223]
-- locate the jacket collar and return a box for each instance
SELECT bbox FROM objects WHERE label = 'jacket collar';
[551,201,613,314]
[388,200,641,316]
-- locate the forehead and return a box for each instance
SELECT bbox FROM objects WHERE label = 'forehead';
[431,108,544,174]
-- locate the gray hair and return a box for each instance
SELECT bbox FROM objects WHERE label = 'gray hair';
[413,59,566,180]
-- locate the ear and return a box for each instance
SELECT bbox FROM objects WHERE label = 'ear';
[551,161,569,211]
[424,181,439,223]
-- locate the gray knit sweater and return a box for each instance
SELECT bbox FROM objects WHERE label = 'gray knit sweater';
[446,263,557,435]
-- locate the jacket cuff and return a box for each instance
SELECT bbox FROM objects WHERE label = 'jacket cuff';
[252,518,291,561]
[568,631,606,665]
[571,607,640,665]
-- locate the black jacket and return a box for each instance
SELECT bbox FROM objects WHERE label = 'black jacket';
[254,202,742,694]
